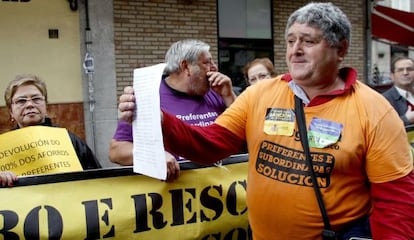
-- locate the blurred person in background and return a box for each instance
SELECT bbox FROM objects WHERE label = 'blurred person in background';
[382,56,414,126]
[242,57,277,86]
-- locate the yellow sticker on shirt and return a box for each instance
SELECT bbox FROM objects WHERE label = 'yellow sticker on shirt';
[264,108,295,136]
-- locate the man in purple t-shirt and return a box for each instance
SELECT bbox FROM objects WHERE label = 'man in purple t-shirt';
[109,39,236,181]
[112,77,227,141]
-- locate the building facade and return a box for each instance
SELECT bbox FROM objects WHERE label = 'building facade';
[370,0,414,87]
[0,0,368,167]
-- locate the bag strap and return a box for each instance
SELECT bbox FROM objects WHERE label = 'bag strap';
[294,95,337,240]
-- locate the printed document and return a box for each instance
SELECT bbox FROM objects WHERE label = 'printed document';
[132,63,167,180]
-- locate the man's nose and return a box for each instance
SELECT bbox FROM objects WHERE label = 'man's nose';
[292,41,304,54]
[210,62,218,71]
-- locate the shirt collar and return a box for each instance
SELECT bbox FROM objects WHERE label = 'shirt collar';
[281,67,358,106]
[395,86,409,99]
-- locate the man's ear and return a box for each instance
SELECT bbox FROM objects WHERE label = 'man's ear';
[337,39,349,61]
[390,72,396,82]
[180,60,190,75]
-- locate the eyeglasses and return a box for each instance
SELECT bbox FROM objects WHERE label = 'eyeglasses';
[248,73,270,82]
[12,95,45,107]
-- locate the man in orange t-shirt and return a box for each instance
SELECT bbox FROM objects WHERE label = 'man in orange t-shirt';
[119,2,414,239]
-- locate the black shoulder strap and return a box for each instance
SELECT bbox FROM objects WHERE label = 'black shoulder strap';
[294,95,337,240]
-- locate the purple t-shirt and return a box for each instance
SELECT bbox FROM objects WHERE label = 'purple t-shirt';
[113,78,227,142]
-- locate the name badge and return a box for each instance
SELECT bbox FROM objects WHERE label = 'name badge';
[308,117,343,148]
[264,108,295,136]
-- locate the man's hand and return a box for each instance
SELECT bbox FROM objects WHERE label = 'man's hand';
[405,108,414,124]
[207,72,237,107]
[165,152,180,182]
[0,171,17,187]
[119,86,136,124]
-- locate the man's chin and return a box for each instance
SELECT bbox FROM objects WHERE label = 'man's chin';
[290,71,311,81]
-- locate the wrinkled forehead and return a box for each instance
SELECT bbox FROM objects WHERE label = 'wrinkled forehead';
[197,51,213,61]
[287,23,322,38]
[395,59,414,68]
[248,64,268,74]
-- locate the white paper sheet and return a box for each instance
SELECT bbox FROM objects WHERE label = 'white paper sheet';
[132,63,167,180]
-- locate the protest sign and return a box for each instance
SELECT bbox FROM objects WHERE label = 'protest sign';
[0,126,83,175]
[0,155,249,239]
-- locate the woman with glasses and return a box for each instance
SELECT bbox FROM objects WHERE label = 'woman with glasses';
[1,74,101,186]
[242,57,277,86]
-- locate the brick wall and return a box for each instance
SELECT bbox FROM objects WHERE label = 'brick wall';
[113,0,219,96]
[113,0,366,97]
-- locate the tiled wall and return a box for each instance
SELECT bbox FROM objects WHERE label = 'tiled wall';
[0,102,85,141]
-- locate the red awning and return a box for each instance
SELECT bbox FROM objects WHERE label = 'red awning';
[371,5,414,47]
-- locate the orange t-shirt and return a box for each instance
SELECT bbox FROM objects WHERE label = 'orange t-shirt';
[215,75,413,239]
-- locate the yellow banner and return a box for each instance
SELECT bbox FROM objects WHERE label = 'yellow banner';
[0,126,83,175]
[406,125,414,160]
[0,158,249,239]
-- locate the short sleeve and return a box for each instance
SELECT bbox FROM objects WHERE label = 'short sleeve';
[112,120,133,142]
